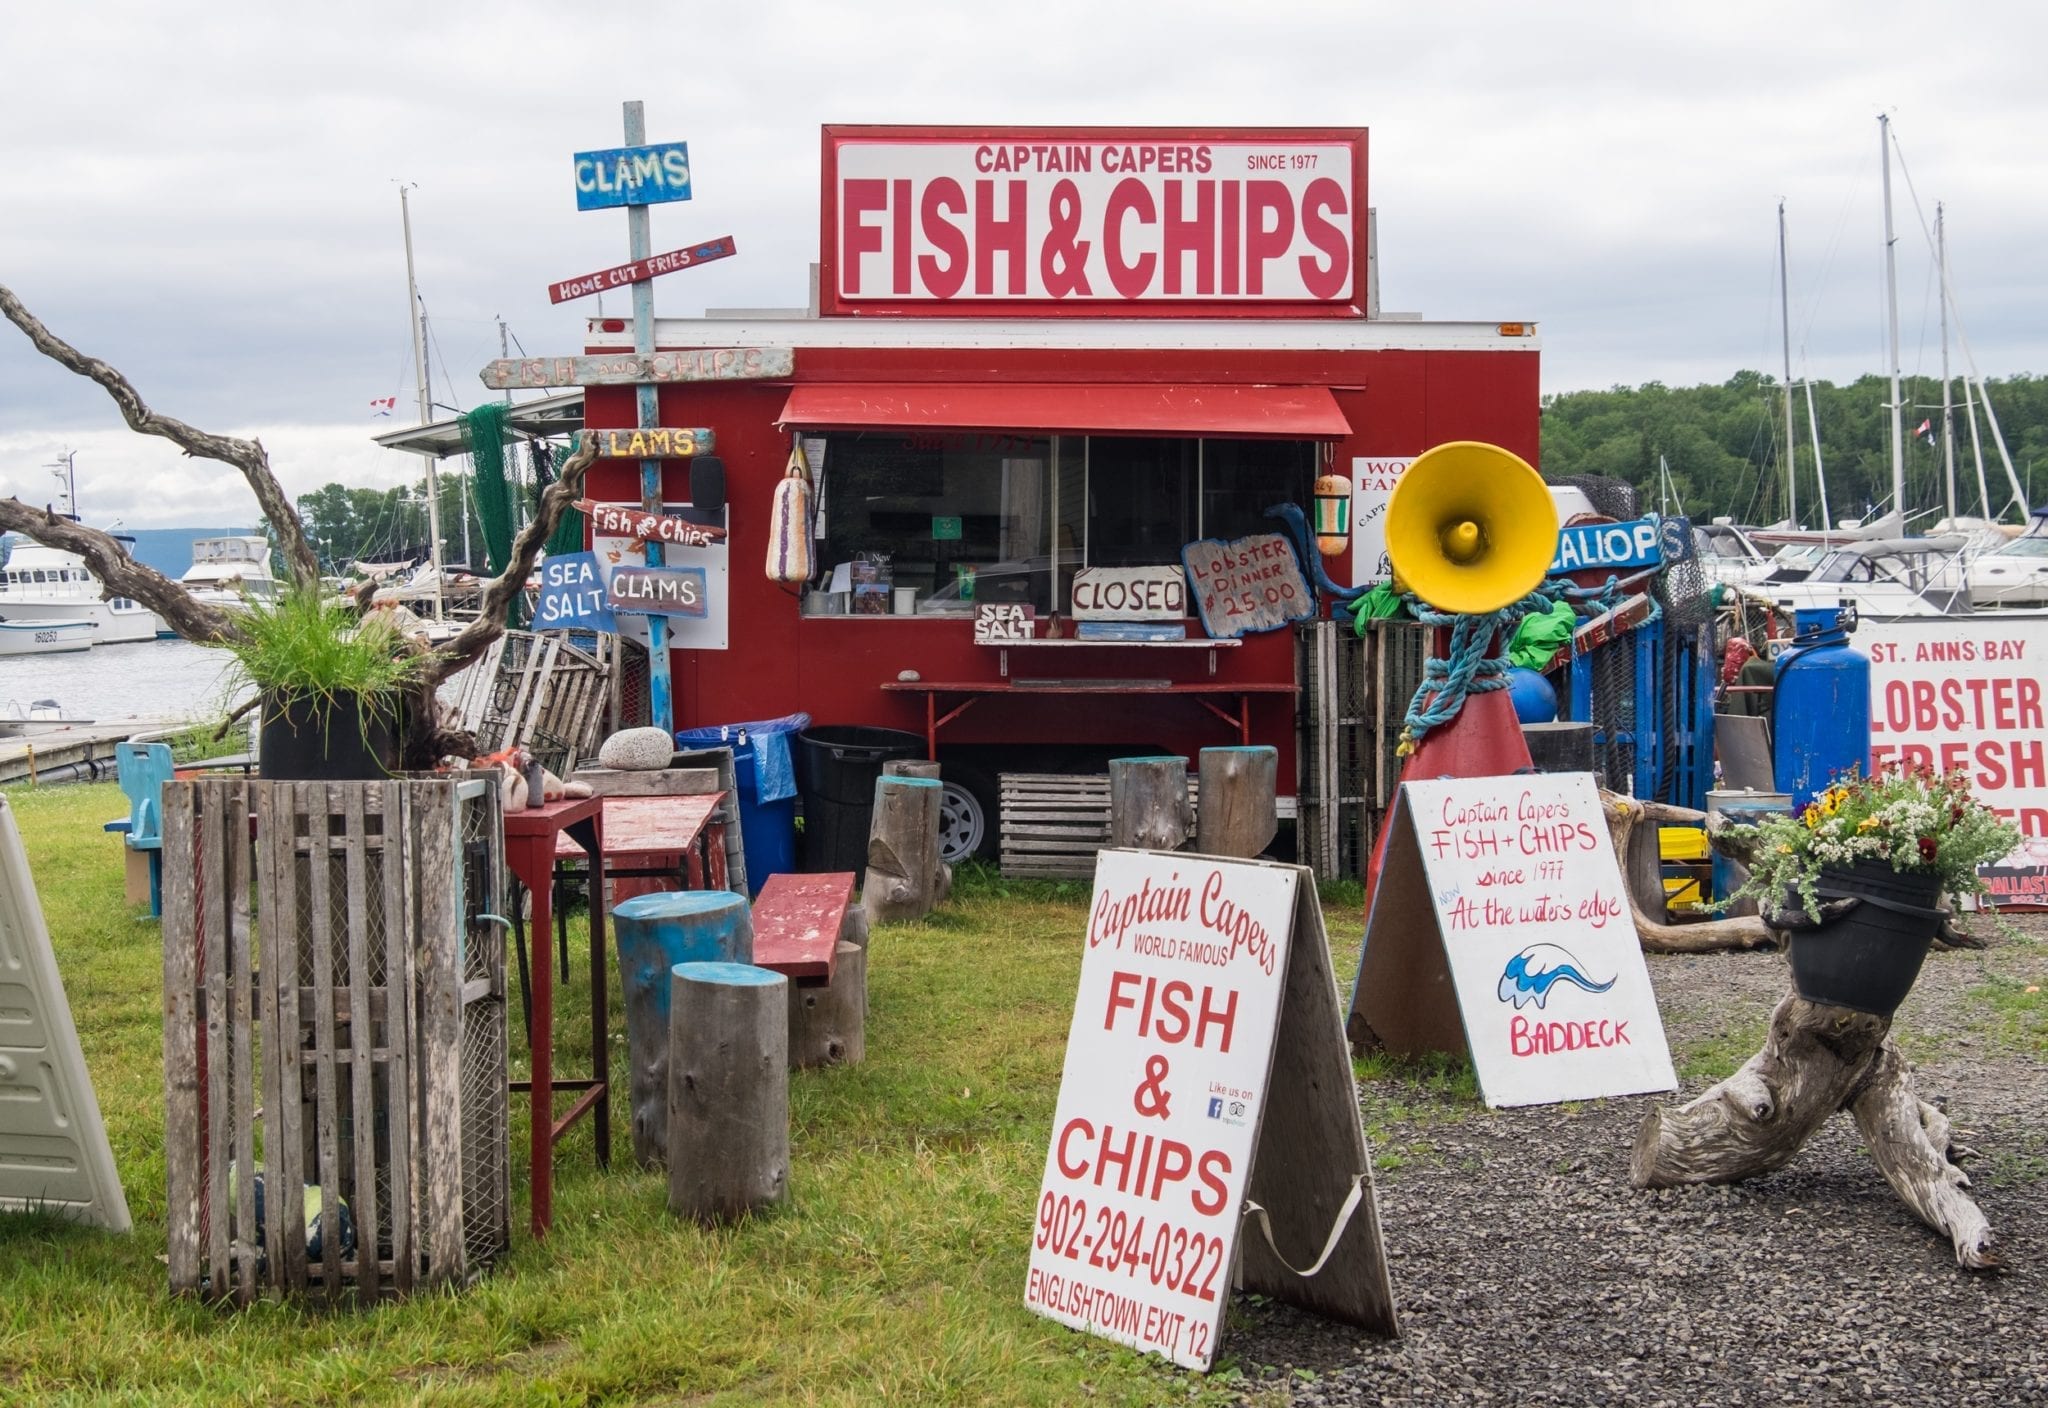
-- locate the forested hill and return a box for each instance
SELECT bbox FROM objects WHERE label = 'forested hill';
[1539,371,2048,525]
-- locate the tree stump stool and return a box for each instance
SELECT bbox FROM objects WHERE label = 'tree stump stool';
[1195,745,1278,858]
[667,961,790,1225]
[1108,755,1190,852]
[613,891,753,1169]
[862,775,949,926]
[789,941,867,1069]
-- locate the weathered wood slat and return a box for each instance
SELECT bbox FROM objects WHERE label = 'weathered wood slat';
[307,784,343,1305]
[252,784,289,1297]
[414,784,465,1284]
[228,779,258,1305]
[201,785,233,1301]
[161,783,201,1295]
[383,783,415,1298]
[270,789,309,1292]
[343,787,381,1302]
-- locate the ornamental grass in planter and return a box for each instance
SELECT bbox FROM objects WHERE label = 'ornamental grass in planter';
[1726,765,2021,1014]
[217,582,423,781]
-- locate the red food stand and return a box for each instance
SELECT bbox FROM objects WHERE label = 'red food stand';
[575,125,1541,853]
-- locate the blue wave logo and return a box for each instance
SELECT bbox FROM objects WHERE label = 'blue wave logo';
[1497,943,1616,1009]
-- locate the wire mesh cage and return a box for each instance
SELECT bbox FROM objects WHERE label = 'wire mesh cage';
[1293,619,1378,881]
[162,776,509,1306]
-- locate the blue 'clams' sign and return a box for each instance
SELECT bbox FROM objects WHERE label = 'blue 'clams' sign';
[535,552,615,632]
[572,142,692,211]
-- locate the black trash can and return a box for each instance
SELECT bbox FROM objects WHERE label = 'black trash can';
[797,725,924,873]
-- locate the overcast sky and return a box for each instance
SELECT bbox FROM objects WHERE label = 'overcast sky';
[3,1,2044,527]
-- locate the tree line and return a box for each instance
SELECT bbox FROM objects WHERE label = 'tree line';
[1540,371,2048,527]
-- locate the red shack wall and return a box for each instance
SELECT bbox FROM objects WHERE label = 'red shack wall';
[582,340,1540,795]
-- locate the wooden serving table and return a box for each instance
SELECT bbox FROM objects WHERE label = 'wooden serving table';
[881,678,1298,758]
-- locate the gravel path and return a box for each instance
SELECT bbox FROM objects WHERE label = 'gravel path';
[1228,920,2048,1407]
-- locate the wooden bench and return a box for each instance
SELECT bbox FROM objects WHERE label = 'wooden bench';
[750,872,856,985]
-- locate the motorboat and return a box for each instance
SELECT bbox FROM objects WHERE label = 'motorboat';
[1690,519,1777,587]
[0,536,169,643]
[0,698,95,734]
[1967,508,2048,609]
[0,618,96,655]
[181,535,278,608]
[1732,536,1974,619]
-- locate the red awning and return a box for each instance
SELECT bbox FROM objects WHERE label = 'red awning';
[774,383,1351,439]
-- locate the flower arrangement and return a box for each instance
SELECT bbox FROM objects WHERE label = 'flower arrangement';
[1729,764,2022,919]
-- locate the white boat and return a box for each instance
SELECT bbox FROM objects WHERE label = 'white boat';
[181,535,278,608]
[1967,509,2048,609]
[1733,536,1974,619]
[0,618,96,655]
[0,536,170,644]
[0,699,95,735]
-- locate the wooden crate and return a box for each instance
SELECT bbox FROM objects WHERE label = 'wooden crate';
[998,772,1199,880]
[446,630,614,776]
[162,777,509,1305]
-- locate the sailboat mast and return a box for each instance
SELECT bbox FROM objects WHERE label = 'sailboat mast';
[400,183,446,620]
[1938,203,1957,524]
[1778,200,1798,527]
[1803,381,1833,532]
[1880,115,1906,531]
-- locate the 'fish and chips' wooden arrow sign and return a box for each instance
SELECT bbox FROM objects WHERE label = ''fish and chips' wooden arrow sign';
[479,346,794,390]
[575,499,727,547]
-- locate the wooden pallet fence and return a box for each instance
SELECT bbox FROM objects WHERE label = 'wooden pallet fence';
[998,773,1200,879]
[162,777,509,1305]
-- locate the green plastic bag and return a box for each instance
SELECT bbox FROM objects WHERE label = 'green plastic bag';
[1347,581,1406,633]
[1506,599,1575,670]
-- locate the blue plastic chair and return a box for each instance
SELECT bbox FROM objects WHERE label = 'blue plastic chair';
[103,741,174,917]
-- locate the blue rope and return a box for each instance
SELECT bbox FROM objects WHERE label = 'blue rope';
[1397,583,1568,755]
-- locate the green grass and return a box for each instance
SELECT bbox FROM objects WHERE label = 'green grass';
[1964,972,2048,1059]
[5,783,1281,1407]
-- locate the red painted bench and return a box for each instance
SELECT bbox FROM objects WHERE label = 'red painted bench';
[752,872,857,986]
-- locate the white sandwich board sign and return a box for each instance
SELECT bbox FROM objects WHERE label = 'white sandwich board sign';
[1348,773,1676,1108]
[1025,849,1398,1371]
[0,794,131,1231]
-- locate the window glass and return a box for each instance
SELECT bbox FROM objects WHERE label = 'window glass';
[1199,440,1315,543]
[1084,437,1196,568]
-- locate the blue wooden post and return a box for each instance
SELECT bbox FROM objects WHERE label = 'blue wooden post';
[613,891,751,1168]
[623,100,673,735]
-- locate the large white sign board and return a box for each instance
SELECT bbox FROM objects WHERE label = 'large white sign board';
[1026,850,1398,1370]
[1860,615,2048,906]
[1348,456,1411,587]
[1349,774,1676,1108]
[0,795,130,1231]
[593,500,728,651]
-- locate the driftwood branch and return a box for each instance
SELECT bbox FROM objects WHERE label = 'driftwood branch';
[0,498,238,644]
[0,283,319,586]
[1601,793,1774,952]
[1631,994,1999,1270]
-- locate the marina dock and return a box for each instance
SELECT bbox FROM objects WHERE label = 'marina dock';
[0,718,176,788]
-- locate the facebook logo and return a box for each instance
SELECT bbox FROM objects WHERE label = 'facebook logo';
[1207,1097,1223,1119]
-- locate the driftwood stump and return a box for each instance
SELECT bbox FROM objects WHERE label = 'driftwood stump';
[1195,745,1278,858]
[1109,755,1191,852]
[882,759,941,782]
[667,962,790,1224]
[862,775,950,926]
[1630,994,2000,1270]
[788,941,867,1069]
[1600,793,1774,953]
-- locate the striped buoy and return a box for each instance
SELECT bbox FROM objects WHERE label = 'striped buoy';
[766,441,813,583]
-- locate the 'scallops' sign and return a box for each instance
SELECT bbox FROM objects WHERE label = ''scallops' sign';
[1550,517,1664,575]
[823,126,1365,315]
[1027,851,1298,1369]
[573,141,692,210]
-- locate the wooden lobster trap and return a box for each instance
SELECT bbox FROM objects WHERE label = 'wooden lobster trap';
[162,776,510,1304]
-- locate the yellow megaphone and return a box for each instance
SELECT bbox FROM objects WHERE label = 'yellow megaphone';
[1385,441,1558,616]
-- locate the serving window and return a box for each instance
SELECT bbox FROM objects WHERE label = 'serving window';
[808,430,1314,615]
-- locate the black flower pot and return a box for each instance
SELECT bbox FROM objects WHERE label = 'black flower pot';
[1785,858,1945,1016]
[258,690,401,781]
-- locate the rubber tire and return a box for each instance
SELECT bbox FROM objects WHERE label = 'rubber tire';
[938,767,998,863]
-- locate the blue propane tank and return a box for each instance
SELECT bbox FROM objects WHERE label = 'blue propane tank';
[1772,606,1871,809]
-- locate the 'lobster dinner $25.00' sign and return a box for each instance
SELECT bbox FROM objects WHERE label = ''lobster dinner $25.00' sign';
[1026,851,1297,1370]
[1181,533,1314,638]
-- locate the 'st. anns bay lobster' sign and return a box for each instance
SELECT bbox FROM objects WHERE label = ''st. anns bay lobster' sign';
[821,126,1366,317]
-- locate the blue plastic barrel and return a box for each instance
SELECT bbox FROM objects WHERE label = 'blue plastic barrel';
[676,713,809,895]
[1773,608,1871,809]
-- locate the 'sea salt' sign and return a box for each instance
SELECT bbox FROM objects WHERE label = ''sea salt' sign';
[1071,566,1186,621]
[606,563,709,619]
[573,140,692,211]
[974,602,1034,644]
[1550,517,1663,575]
[1182,533,1314,638]
[824,126,1364,314]
[1025,851,1297,1371]
[1351,773,1675,1108]
[534,551,615,633]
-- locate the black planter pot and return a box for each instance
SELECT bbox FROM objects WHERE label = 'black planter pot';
[258,690,400,781]
[1786,858,1945,1016]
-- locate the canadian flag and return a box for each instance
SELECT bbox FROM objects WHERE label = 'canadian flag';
[370,396,397,417]
[1914,417,1935,446]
